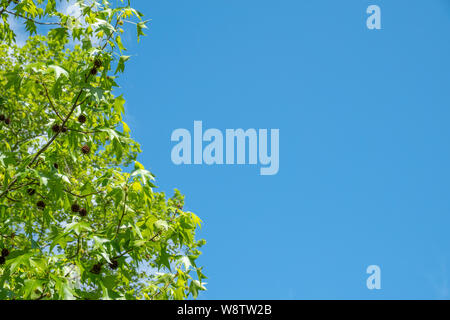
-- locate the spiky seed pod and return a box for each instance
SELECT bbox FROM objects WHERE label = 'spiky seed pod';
[1,248,10,257]
[0,256,5,265]
[61,126,68,133]
[90,67,98,76]
[37,201,46,210]
[79,208,87,217]
[109,260,119,270]
[78,114,86,124]
[27,188,36,196]
[71,203,80,213]
[0,114,5,121]
[51,124,61,133]
[81,145,90,155]
[4,118,10,125]
[53,163,59,169]
[94,58,102,68]
[91,263,102,274]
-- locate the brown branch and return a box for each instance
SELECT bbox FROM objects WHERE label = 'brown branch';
[0,233,14,239]
[111,248,134,261]
[64,264,77,278]
[63,189,102,199]
[67,235,81,260]
[4,9,60,25]
[40,79,64,122]
[12,134,47,151]
[151,272,179,300]
[7,180,38,192]
[115,190,128,235]
[34,292,47,300]
[0,0,12,16]
[109,217,174,262]
[101,13,122,51]
[6,195,20,202]
[76,96,89,107]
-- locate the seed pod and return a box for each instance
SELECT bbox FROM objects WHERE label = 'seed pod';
[81,145,90,155]
[1,248,10,257]
[37,201,46,210]
[78,114,86,124]
[109,260,119,270]
[94,58,102,68]
[51,124,61,133]
[91,263,102,274]
[53,163,59,169]
[61,126,68,133]
[79,208,87,217]
[71,203,80,213]
[4,118,10,125]
[0,114,5,121]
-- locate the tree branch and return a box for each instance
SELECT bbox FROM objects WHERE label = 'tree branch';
[0,0,12,16]
[40,79,64,122]
[115,190,128,235]
[63,189,103,199]
[4,9,60,25]
[151,272,179,300]
[67,235,81,260]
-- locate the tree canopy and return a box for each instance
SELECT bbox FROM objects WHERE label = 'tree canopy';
[0,0,206,300]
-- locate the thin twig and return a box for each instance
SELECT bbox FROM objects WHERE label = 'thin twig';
[5,9,60,25]
[0,0,12,16]
[115,190,128,235]
[40,79,64,122]
[6,195,20,202]
[64,189,102,199]
[67,235,81,260]
[151,272,179,300]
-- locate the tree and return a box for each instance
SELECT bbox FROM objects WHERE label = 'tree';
[0,0,206,300]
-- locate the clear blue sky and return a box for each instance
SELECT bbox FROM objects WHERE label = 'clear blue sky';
[117,0,450,299]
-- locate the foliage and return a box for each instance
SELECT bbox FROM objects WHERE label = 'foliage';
[0,0,206,300]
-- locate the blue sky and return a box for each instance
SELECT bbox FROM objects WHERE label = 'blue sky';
[115,0,450,299]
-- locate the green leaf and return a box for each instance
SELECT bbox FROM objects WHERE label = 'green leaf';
[48,65,69,80]
[64,221,93,236]
[115,55,130,74]
[136,20,148,42]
